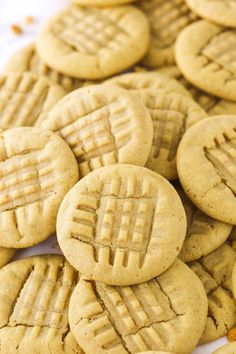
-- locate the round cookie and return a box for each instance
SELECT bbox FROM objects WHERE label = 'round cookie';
[72,0,136,5]
[69,259,207,354]
[0,247,15,268]
[0,255,84,354]
[0,127,79,248]
[3,43,87,93]
[159,66,236,116]
[41,84,153,178]
[189,243,236,343]
[57,164,186,286]
[137,0,198,67]
[186,0,236,28]
[177,115,236,225]
[139,88,206,180]
[213,342,236,354]
[36,5,150,80]
[176,20,236,102]
[176,186,232,262]
[105,72,190,96]
[0,72,65,130]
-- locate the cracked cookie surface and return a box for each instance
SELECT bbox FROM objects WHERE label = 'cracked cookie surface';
[0,127,79,248]
[36,5,150,79]
[189,243,236,343]
[69,259,207,354]
[177,115,236,224]
[0,255,84,354]
[176,20,236,102]
[57,164,186,285]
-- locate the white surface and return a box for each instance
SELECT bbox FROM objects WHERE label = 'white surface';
[0,1,229,353]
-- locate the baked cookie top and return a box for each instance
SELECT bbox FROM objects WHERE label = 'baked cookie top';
[0,127,79,248]
[36,5,150,79]
[57,164,186,285]
[0,255,84,354]
[177,115,236,225]
[69,259,207,354]
[176,20,236,101]
[42,84,153,177]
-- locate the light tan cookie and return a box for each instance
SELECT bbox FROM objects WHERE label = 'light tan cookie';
[105,72,190,96]
[0,127,79,248]
[176,20,236,102]
[3,43,88,93]
[0,247,15,268]
[42,84,153,177]
[0,255,84,354]
[186,0,236,28]
[159,66,236,116]
[138,352,175,354]
[0,72,65,130]
[69,259,207,354]
[176,186,232,263]
[177,115,236,225]
[139,88,206,180]
[137,0,198,67]
[232,260,236,299]
[57,164,186,285]
[189,243,236,343]
[72,0,136,5]
[36,5,150,80]
[213,342,236,354]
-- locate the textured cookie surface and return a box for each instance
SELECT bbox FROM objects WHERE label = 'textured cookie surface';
[139,88,206,180]
[69,260,207,354]
[138,0,197,67]
[177,186,232,262]
[0,72,65,130]
[0,127,79,248]
[42,85,153,177]
[57,165,186,285]
[36,5,150,79]
[177,115,236,225]
[159,66,236,116]
[186,0,236,28]
[0,255,84,354]
[0,247,15,268]
[105,72,190,96]
[176,20,236,101]
[189,243,236,343]
[213,342,236,354]
[4,44,87,93]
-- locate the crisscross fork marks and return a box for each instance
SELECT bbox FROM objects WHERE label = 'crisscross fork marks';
[140,0,197,48]
[0,74,51,128]
[52,7,130,55]
[0,149,55,212]
[71,176,158,266]
[204,129,236,196]
[202,30,236,75]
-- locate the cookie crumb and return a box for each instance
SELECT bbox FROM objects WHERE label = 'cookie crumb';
[11,24,23,35]
[24,16,34,25]
[227,327,236,341]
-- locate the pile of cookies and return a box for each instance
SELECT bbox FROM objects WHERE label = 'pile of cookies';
[0,0,236,353]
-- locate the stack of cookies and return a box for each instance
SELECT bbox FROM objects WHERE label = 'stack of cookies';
[0,0,236,353]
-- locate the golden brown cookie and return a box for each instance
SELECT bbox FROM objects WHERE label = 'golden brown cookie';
[0,247,15,268]
[159,66,236,116]
[3,43,87,93]
[138,352,175,354]
[176,186,232,263]
[0,255,84,354]
[57,164,186,285]
[189,243,236,343]
[73,0,136,5]
[0,127,79,248]
[69,259,207,354]
[42,84,153,178]
[139,88,206,180]
[137,0,198,67]
[177,115,236,225]
[36,5,150,79]
[0,72,65,130]
[186,0,236,28]
[176,20,236,102]
[213,342,236,354]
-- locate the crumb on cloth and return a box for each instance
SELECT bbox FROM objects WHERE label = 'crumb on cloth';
[10,24,23,35]
[24,16,35,25]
